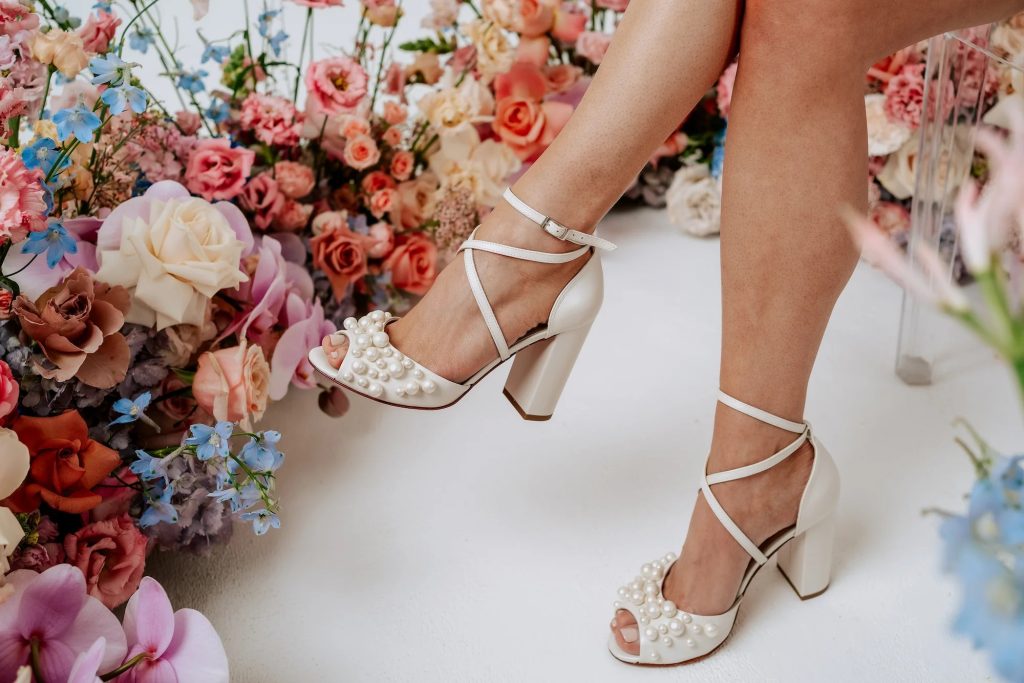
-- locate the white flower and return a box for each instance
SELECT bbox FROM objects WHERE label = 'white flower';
[422,0,460,29]
[428,126,521,207]
[461,19,515,82]
[666,164,722,237]
[865,93,912,156]
[876,125,972,201]
[417,72,495,136]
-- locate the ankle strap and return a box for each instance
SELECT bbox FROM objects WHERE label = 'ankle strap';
[717,390,806,434]
[503,188,617,252]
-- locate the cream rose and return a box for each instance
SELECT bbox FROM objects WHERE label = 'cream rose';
[0,428,30,571]
[865,93,912,157]
[95,181,251,329]
[417,72,495,136]
[666,164,722,237]
[462,19,516,82]
[428,126,521,207]
[876,126,972,201]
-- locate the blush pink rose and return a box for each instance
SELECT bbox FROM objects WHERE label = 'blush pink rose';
[543,63,581,93]
[361,170,397,195]
[343,134,381,170]
[276,199,314,232]
[78,10,121,54]
[383,101,407,125]
[239,173,286,231]
[306,56,369,115]
[382,126,403,147]
[517,36,551,67]
[185,138,256,201]
[716,61,738,118]
[274,161,315,199]
[311,223,374,299]
[0,359,18,420]
[575,31,612,65]
[369,188,396,219]
[552,3,587,43]
[192,343,270,426]
[367,221,394,259]
[515,0,555,37]
[390,150,414,181]
[63,513,148,609]
[239,92,303,147]
[384,234,437,295]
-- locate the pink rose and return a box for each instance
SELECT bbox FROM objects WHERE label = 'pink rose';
[185,138,255,201]
[192,343,270,427]
[390,150,414,181]
[552,3,587,43]
[716,61,737,118]
[515,0,555,37]
[339,114,371,138]
[90,467,140,522]
[543,63,581,93]
[383,234,437,295]
[369,188,396,219]
[394,176,438,229]
[0,359,18,420]
[240,92,303,147]
[276,199,314,232]
[383,101,407,125]
[361,170,397,195]
[382,126,403,147]
[63,513,148,609]
[575,31,612,65]
[343,134,380,170]
[274,161,315,199]
[367,222,394,259]
[311,221,374,299]
[493,96,573,161]
[306,56,369,115]
[517,36,551,67]
[239,172,286,231]
[78,10,121,54]
[176,110,202,135]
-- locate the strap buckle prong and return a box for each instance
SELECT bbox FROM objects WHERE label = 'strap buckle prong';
[541,217,568,241]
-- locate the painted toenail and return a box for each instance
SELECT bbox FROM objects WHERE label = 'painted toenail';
[620,627,638,643]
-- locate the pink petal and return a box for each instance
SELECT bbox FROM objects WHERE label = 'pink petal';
[66,242,99,273]
[18,564,85,639]
[36,637,76,683]
[0,632,29,681]
[269,314,314,400]
[284,262,314,300]
[161,610,228,683]
[63,217,103,243]
[97,182,190,251]
[213,201,254,256]
[125,656,178,683]
[122,578,174,658]
[273,232,306,263]
[67,638,105,683]
[62,594,128,675]
[5,246,68,301]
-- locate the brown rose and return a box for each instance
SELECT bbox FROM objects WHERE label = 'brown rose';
[384,234,438,295]
[311,224,374,300]
[13,267,131,388]
[63,513,148,609]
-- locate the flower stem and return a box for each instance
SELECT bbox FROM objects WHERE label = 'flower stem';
[99,652,150,681]
[118,0,163,57]
[30,638,46,683]
[368,3,403,113]
[292,8,313,102]
[5,115,18,149]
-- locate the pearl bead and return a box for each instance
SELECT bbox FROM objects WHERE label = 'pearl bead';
[662,601,677,618]
[380,373,390,382]
[662,636,674,648]
[643,627,658,642]
[640,563,655,580]
[629,580,642,592]
[639,616,649,625]
[351,349,363,358]
[402,358,414,369]
[613,601,621,609]
[395,387,406,397]
[643,582,659,597]
[421,380,437,394]
[341,371,354,382]
[344,318,358,330]
[370,310,385,322]
[681,614,692,624]
[368,384,382,397]
[668,620,684,636]
[365,348,379,361]
[617,587,628,598]
[658,624,668,635]
[649,652,660,662]
[688,623,701,635]
[644,603,660,619]
[352,360,367,375]
[629,591,644,605]
[704,624,718,637]
[376,360,387,369]
[355,334,370,348]
[413,369,424,379]
[388,362,405,378]
[372,332,390,348]
[368,370,378,379]
[356,378,369,388]
[664,552,676,563]
[405,382,420,396]
[383,348,393,357]
[685,638,696,648]
[393,352,404,361]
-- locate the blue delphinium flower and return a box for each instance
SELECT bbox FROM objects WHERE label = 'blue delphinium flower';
[257,9,280,37]
[110,391,153,426]
[21,222,77,268]
[208,486,241,512]
[178,69,207,94]
[185,421,233,461]
[201,43,231,64]
[140,482,179,528]
[130,449,172,483]
[101,85,147,116]
[205,99,229,124]
[93,1,113,11]
[710,124,727,179]
[53,104,102,143]
[129,27,155,54]
[267,30,288,56]
[239,431,283,471]
[240,509,280,536]
[21,138,70,177]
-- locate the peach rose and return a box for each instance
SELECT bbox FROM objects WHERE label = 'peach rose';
[0,361,16,420]
[552,3,587,43]
[367,222,395,259]
[576,30,612,65]
[339,114,371,139]
[384,234,437,295]
[382,126,403,147]
[361,171,397,195]
[274,161,316,199]
[276,199,314,232]
[383,101,407,125]
[30,29,89,78]
[394,174,439,229]
[311,222,374,299]
[343,134,381,170]
[543,63,581,93]
[514,0,555,37]
[390,150,414,181]
[306,56,369,115]
[185,138,256,201]
[369,188,396,219]
[192,342,270,428]
[63,513,147,609]
[517,36,551,67]
[493,96,573,161]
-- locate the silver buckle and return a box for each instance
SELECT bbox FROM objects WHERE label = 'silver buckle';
[541,217,569,241]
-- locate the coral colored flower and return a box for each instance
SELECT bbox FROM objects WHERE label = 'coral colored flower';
[274,161,315,199]
[5,410,121,514]
[716,61,738,119]
[517,36,550,67]
[367,221,395,259]
[0,148,46,242]
[343,134,381,170]
[0,565,127,683]
[552,2,587,43]
[0,1,39,37]
[339,114,370,138]
[305,56,368,115]
[543,63,581,93]
[369,188,396,219]
[30,29,89,79]
[0,361,16,420]
[383,101,407,125]
[118,577,229,683]
[192,343,270,429]
[390,150,415,181]
[239,173,286,230]
[575,30,612,65]
[384,233,437,295]
[597,0,629,9]
[884,63,955,130]
[78,11,121,54]
[493,96,573,161]
[513,0,555,37]
[361,170,397,195]
[185,138,255,201]
[239,92,303,147]
[310,220,374,299]
[63,514,148,609]
[275,199,313,232]
[382,126,403,147]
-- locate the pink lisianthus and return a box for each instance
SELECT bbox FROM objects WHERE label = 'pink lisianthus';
[239,92,303,147]
[0,360,18,420]
[576,30,612,64]
[0,565,128,682]
[63,514,148,609]
[0,148,46,242]
[305,56,369,115]
[716,61,738,119]
[185,138,255,201]
[884,63,954,129]
[274,161,315,199]
[118,577,230,683]
[78,10,120,54]
[0,1,39,37]
[239,173,286,231]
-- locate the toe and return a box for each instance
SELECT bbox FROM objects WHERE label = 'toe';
[611,609,640,656]
[322,333,349,370]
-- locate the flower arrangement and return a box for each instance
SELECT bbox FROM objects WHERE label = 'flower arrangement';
[846,108,1024,682]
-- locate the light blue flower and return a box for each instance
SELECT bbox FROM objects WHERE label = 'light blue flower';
[52,105,102,143]
[710,124,726,179]
[21,138,69,177]
[205,99,229,124]
[110,392,153,426]
[93,1,113,11]
[185,421,233,461]
[240,509,280,535]
[129,27,155,54]
[21,222,77,268]
[208,486,241,512]
[267,30,288,56]
[239,431,283,472]
[101,85,147,116]
[178,69,207,94]
[90,54,133,88]
[201,43,231,64]
[129,448,172,483]
[238,482,263,510]
[257,10,280,38]
[139,482,178,528]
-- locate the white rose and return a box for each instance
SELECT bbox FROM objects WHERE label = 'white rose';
[481,0,517,29]
[992,21,1024,59]
[666,164,722,237]
[876,125,972,201]
[96,195,249,329]
[462,19,515,82]
[0,429,29,565]
[429,127,521,207]
[865,93,912,156]
[418,73,495,136]
[422,0,460,29]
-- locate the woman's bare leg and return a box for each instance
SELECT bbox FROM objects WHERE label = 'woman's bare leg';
[613,0,1024,656]
[322,0,742,380]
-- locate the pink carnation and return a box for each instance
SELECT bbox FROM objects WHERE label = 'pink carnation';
[0,82,27,139]
[185,138,255,201]
[716,61,738,119]
[239,92,303,147]
[239,173,286,230]
[274,160,316,199]
[0,1,40,38]
[884,63,954,130]
[78,10,120,54]
[63,513,148,609]
[305,56,369,115]
[0,148,46,242]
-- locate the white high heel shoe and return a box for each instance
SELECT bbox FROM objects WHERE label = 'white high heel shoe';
[307,188,616,419]
[607,391,840,666]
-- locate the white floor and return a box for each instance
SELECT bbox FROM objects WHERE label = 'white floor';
[151,207,1020,682]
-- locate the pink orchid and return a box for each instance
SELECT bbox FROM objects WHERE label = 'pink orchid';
[68,638,107,683]
[269,292,335,400]
[0,565,127,683]
[116,577,229,683]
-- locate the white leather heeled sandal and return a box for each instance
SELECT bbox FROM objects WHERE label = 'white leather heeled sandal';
[307,188,616,419]
[607,391,840,666]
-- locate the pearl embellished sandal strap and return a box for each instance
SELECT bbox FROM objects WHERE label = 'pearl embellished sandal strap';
[717,391,806,434]
[502,188,617,252]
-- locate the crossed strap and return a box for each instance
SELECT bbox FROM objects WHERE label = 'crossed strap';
[456,188,617,361]
[702,391,810,566]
